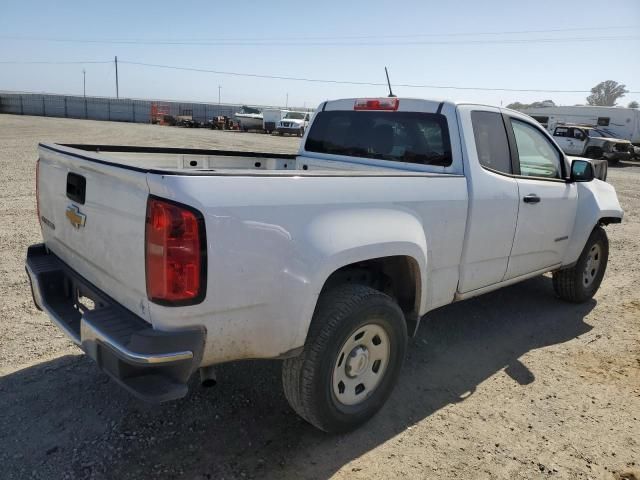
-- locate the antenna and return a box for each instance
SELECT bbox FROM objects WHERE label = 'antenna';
[385,67,396,98]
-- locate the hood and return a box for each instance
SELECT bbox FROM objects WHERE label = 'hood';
[589,136,631,144]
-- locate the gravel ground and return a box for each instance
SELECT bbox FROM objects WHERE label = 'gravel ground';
[0,114,638,480]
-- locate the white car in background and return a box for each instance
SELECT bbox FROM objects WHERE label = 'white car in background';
[276,111,311,136]
[552,124,633,163]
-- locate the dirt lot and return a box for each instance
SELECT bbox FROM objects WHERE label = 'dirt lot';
[0,114,638,480]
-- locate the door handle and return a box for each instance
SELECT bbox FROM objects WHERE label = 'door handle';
[523,194,541,204]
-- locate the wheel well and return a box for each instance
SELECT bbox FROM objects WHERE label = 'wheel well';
[598,216,621,226]
[321,256,422,335]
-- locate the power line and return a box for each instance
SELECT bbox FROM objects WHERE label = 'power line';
[119,60,640,94]
[0,25,637,43]
[0,60,111,64]
[0,34,638,46]
[2,58,638,94]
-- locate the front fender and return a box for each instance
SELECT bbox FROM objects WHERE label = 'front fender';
[293,207,429,347]
[562,179,623,266]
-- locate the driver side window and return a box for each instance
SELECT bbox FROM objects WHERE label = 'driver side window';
[511,119,562,179]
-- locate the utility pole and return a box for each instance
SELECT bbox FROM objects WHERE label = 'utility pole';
[286,93,289,108]
[115,56,119,99]
[218,85,221,104]
[83,69,88,119]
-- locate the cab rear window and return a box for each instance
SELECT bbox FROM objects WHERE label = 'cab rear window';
[304,111,452,166]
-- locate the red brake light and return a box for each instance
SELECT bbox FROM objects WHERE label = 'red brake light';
[354,98,399,111]
[145,197,206,305]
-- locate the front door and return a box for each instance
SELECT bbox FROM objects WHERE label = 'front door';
[504,118,578,280]
[552,126,574,154]
[568,127,588,155]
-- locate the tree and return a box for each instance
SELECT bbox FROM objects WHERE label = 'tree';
[628,101,639,109]
[506,102,527,110]
[506,99,555,111]
[586,80,628,106]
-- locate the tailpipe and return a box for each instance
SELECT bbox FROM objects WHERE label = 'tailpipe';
[199,366,217,388]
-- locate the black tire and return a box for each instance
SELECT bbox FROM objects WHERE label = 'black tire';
[553,226,609,303]
[585,147,603,159]
[282,284,407,433]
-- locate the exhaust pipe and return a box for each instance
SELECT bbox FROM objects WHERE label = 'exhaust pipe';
[199,366,217,388]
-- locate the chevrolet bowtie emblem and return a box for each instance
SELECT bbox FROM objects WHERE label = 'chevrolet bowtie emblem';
[66,205,86,229]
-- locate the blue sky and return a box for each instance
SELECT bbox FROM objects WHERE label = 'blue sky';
[1,0,639,108]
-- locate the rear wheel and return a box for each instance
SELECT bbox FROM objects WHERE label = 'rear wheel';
[553,226,609,303]
[282,284,407,432]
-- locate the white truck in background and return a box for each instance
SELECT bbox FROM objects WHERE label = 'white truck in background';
[276,110,312,136]
[551,124,634,163]
[27,97,622,432]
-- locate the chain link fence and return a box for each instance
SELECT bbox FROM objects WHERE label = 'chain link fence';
[0,92,245,124]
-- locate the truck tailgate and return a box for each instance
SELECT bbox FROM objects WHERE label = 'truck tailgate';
[37,145,151,322]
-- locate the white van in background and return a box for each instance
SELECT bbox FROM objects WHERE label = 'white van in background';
[522,106,640,144]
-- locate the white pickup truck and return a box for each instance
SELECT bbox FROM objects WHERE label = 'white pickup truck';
[276,110,311,136]
[27,97,623,432]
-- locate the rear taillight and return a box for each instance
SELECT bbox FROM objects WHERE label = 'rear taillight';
[35,159,41,226]
[354,98,399,111]
[145,196,206,305]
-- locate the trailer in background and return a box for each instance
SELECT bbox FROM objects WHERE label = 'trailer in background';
[263,109,284,133]
[522,105,640,144]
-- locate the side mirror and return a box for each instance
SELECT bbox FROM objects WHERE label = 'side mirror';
[570,159,595,182]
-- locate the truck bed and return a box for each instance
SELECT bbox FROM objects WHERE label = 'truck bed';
[42,143,453,176]
[36,140,468,366]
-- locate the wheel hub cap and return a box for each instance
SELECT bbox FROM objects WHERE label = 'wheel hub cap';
[332,323,391,406]
[582,244,602,287]
[345,346,370,378]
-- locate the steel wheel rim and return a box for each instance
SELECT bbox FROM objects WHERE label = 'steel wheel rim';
[583,243,602,287]
[332,323,391,406]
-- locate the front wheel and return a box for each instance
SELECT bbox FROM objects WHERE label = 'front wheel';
[282,284,407,432]
[553,226,609,303]
[585,147,603,159]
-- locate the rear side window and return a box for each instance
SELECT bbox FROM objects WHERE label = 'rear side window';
[470,111,512,174]
[304,111,452,166]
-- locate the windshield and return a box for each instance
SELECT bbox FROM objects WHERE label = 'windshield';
[239,105,261,115]
[588,128,613,138]
[284,112,306,120]
[305,111,452,166]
